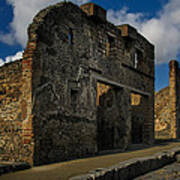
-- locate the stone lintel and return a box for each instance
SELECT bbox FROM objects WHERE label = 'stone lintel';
[93,74,151,96]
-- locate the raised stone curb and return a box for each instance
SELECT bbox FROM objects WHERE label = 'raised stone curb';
[176,154,180,163]
[70,147,180,180]
[0,162,31,176]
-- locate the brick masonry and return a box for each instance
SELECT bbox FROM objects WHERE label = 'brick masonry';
[0,2,154,166]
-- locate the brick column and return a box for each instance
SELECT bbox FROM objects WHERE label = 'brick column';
[21,35,37,165]
[169,60,179,139]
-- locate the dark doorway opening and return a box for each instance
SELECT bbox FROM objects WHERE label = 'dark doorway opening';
[97,82,114,151]
[131,121,143,143]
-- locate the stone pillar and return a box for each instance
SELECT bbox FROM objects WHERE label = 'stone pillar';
[169,60,179,139]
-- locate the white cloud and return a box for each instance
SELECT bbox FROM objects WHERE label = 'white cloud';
[107,0,180,64]
[1,0,88,47]
[5,51,23,63]
[107,8,145,29]
[0,51,23,67]
[0,33,15,45]
[0,59,4,67]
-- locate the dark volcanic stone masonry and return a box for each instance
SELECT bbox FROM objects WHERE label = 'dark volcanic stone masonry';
[0,2,154,166]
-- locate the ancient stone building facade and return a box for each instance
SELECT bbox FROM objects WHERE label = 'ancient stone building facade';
[0,2,154,165]
[155,60,180,139]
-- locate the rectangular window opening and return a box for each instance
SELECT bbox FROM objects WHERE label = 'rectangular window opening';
[133,49,143,69]
[70,89,79,105]
[106,35,115,56]
[68,29,73,45]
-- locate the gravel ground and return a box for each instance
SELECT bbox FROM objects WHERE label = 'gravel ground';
[135,162,180,180]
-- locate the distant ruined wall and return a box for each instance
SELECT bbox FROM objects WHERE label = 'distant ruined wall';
[0,61,24,162]
[155,60,180,139]
[155,87,171,138]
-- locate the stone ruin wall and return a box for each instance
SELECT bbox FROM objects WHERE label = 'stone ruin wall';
[29,2,154,165]
[0,2,154,166]
[0,59,34,164]
[25,2,99,165]
[0,61,24,162]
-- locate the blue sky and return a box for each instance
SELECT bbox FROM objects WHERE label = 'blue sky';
[0,0,179,91]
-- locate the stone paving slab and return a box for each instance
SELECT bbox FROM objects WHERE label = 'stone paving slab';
[135,162,180,180]
[70,146,180,180]
[1,142,180,180]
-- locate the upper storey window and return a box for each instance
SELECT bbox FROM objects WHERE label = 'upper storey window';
[106,35,115,56]
[68,29,73,45]
[133,49,143,69]
[134,52,138,69]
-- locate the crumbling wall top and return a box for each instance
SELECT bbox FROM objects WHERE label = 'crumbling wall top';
[117,24,154,48]
[169,59,179,70]
[27,2,80,44]
[0,59,22,70]
[117,24,137,39]
[80,2,106,21]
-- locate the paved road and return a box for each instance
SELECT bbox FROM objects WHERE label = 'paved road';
[135,162,180,180]
[1,142,180,180]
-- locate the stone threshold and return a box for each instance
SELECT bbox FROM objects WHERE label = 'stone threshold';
[70,147,180,180]
[0,162,31,176]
